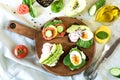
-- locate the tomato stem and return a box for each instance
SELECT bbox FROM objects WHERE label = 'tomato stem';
[18,49,23,54]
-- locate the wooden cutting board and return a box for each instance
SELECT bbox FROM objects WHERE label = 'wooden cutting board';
[7,17,95,76]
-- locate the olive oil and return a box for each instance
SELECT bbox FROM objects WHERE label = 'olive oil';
[95,5,120,22]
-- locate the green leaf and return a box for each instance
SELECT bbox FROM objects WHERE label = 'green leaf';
[43,20,63,28]
[44,21,55,28]
[51,0,64,13]
[22,0,35,5]
[96,0,106,9]
[29,0,35,5]
[96,31,108,39]
[22,0,29,5]
[53,20,62,24]
[77,39,93,48]
[69,47,81,54]
[63,54,70,65]
[29,5,37,18]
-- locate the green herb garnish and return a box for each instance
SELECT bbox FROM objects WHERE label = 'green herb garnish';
[51,0,64,13]
[96,31,108,39]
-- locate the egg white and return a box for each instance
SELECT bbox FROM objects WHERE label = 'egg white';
[80,30,93,41]
[70,51,82,66]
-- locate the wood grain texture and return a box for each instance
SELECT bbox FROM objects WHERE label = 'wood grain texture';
[7,20,37,39]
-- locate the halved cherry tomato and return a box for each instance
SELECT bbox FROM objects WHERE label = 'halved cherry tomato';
[13,45,28,59]
[57,31,66,37]
[42,25,57,40]
[17,4,29,14]
[55,24,66,37]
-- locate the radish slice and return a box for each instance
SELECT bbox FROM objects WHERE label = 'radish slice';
[68,31,81,42]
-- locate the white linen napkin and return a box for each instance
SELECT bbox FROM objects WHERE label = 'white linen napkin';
[0,0,120,80]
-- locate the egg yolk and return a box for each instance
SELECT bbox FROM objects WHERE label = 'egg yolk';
[82,32,88,39]
[72,54,80,65]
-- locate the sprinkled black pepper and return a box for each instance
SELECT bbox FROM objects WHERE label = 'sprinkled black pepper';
[36,0,53,7]
[13,12,16,14]
[31,19,34,21]
[49,13,52,15]
[81,19,83,21]
[34,22,37,24]
[54,17,59,20]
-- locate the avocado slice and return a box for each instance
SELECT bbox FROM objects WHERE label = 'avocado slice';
[42,44,63,65]
[67,25,90,33]
[65,0,86,17]
[50,44,57,54]
[47,44,63,65]
[41,44,59,64]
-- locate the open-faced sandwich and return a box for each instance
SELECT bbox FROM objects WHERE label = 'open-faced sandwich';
[42,19,66,40]
[39,42,64,67]
[63,47,86,70]
[67,25,94,48]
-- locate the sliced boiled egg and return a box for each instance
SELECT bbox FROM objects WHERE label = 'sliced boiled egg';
[70,51,82,66]
[81,51,86,60]
[80,30,93,41]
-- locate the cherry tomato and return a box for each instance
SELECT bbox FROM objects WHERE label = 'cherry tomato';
[13,45,28,59]
[57,31,66,37]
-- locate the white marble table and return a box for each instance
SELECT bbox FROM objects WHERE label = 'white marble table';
[0,0,120,80]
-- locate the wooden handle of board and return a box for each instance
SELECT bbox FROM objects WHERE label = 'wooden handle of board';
[7,21,37,40]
